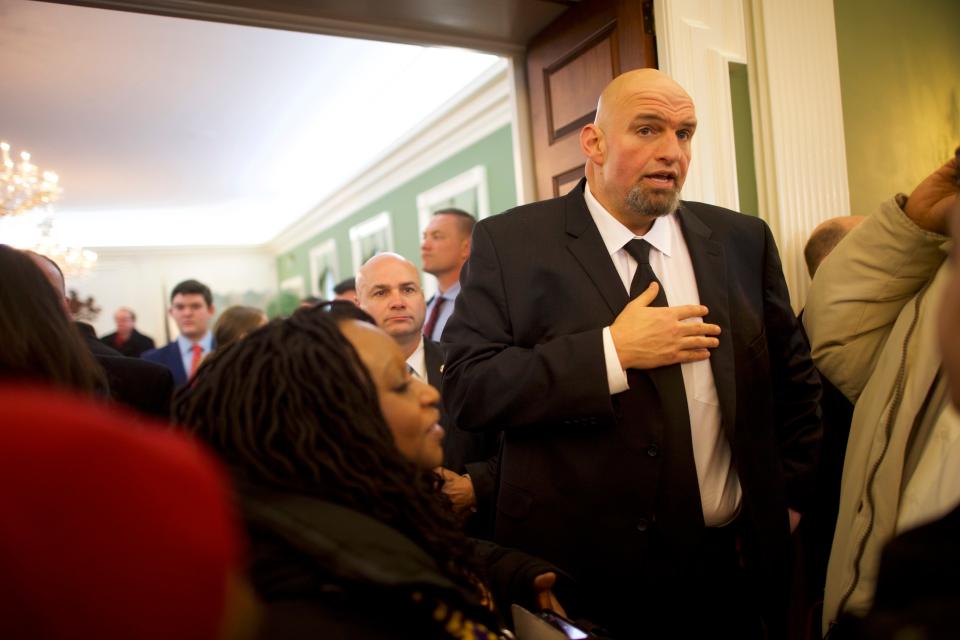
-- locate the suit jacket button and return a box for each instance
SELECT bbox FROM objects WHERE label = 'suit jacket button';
[636,519,649,532]
[647,445,659,457]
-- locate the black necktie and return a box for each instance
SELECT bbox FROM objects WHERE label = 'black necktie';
[621,238,704,535]
[624,238,668,305]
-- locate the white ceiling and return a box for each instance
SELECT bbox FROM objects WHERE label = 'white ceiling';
[0,0,501,247]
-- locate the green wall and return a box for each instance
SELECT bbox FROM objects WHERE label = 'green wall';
[277,125,516,289]
[729,62,759,218]
[834,0,960,214]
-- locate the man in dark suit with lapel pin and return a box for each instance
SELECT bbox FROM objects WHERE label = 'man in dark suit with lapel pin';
[441,69,821,636]
[356,253,499,534]
[142,279,216,387]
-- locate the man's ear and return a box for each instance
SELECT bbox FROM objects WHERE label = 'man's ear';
[167,306,174,318]
[580,123,605,164]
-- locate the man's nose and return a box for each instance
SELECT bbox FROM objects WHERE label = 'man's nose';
[655,132,682,162]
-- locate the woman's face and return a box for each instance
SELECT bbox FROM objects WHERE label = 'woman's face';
[339,320,444,470]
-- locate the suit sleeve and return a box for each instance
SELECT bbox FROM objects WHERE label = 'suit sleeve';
[761,221,823,511]
[442,222,614,433]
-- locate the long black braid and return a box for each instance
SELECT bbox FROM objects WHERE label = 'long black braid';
[172,305,480,593]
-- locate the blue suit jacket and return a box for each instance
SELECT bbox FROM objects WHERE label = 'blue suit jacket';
[142,339,215,387]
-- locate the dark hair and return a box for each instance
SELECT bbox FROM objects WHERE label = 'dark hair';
[0,245,105,393]
[332,277,356,295]
[171,279,213,307]
[172,306,479,592]
[25,250,65,295]
[433,208,476,238]
[213,305,266,349]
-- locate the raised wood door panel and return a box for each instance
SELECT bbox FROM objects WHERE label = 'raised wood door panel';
[526,0,657,200]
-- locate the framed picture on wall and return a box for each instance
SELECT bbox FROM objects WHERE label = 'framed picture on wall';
[308,239,339,300]
[349,211,394,274]
[416,165,489,297]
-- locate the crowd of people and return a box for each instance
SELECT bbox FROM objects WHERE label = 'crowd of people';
[1,68,957,639]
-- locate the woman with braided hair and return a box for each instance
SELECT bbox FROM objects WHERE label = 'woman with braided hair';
[173,303,566,639]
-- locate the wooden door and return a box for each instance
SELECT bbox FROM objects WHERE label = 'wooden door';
[526,0,657,200]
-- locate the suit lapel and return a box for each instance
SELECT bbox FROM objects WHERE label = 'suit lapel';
[423,339,444,388]
[564,180,629,316]
[678,204,737,440]
[167,342,188,386]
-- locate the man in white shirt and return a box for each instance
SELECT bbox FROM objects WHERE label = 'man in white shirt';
[356,253,499,528]
[441,69,821,636]
[421,208,475,341]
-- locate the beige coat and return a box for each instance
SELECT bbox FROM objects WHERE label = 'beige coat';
[803,197,953,633]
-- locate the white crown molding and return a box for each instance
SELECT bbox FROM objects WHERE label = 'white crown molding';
[88,243,272,259]
[268,61,512,255]
[745,0,850,309]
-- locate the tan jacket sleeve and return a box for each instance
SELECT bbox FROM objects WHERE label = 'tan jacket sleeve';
[802,197,947,402]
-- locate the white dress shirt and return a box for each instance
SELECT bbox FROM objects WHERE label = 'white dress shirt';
[585,186,742,526]
[406,337,427,381]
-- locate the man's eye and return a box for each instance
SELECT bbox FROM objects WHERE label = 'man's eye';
[677,130,692,140]
[637,126,654,135]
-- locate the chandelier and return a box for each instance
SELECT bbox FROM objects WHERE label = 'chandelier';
[31,217,98,277]
[1,140,61,217]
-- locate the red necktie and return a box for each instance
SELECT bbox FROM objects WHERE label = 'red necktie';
[423,296,446,340]
[188,343,204,379]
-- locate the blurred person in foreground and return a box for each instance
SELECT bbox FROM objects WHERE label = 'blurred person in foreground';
[23,249,174,418]
[173,303,567,639]
[0,384,258,640]
[804,154,959,634]
[0,244,104,393]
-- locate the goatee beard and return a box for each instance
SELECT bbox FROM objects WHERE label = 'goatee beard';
[625,184,680,218]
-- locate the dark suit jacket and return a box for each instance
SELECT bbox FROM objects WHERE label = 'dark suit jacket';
[76,323,174,419]
[100,329,156,358]
[142,341,191,387]
[424,338,500,538]
[441,180,822,634]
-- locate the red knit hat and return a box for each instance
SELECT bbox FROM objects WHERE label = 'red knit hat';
[0,384,246,639]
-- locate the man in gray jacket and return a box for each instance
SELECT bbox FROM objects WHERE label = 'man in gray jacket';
[803,154,959,633]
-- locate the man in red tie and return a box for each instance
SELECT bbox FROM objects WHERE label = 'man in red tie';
[420,208,475,342]
[142,280,216,387]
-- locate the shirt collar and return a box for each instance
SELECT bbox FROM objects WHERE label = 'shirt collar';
[177,331,213,355]
[583,184,674,258]
[438,281,461,300]
[405,336,426,380]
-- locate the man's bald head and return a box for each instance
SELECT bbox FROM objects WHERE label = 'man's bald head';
[804,216,866,278]
[594,69,693,130]
[355,253,419,293]
[355,253,427,350]
[581,69,697,235]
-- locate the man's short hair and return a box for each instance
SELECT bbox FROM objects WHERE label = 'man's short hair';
[333,277,356,295]
[804,216,865,278]
[170,279,213,307]
[117,307,137,322]
[433,208,476,238]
